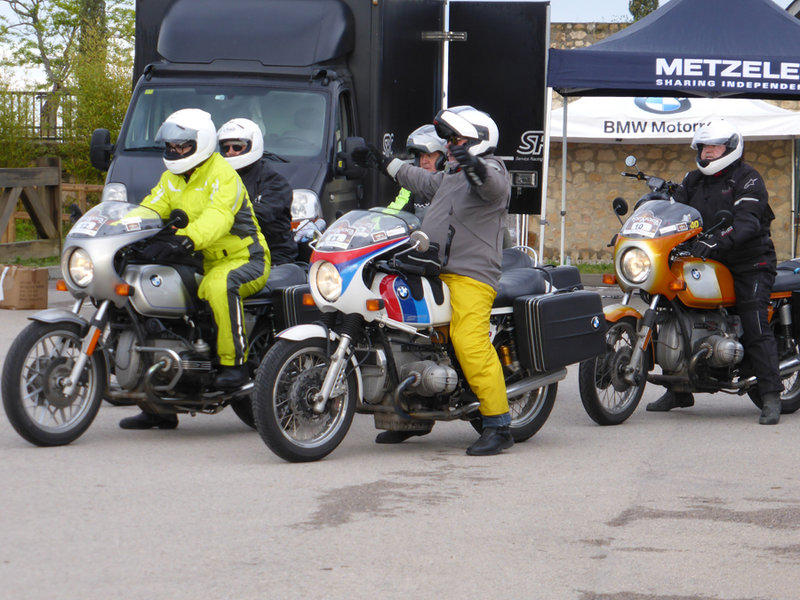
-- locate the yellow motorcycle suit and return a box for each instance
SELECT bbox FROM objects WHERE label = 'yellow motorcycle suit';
[143,152,270,366]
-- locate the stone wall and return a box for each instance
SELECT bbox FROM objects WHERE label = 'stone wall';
[536,24,798,262]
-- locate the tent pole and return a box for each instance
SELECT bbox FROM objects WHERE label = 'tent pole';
[559,99,568,265]
[538,89,554,262]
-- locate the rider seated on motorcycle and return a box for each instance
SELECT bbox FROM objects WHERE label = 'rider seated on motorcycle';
[647,118,783,425]
[385,124,448,218]
[352,106,515,455]
[119,108,270,431]
[217,118,298,265]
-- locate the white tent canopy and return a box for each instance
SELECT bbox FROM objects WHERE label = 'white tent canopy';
[550,96,800,143]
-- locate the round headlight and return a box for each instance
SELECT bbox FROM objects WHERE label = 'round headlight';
[620,247,651,284]
[315,261,342,302]
[68,248,94,287]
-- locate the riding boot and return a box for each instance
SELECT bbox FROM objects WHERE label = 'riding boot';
[466,426,514,456]
[646,389,694,412]
[119,411,178,430]
[375,429,432,444]
[758,392,781,425]
[214,364,250,389]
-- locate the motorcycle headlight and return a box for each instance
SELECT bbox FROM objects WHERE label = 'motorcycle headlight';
[291,189,321,222]
[67,248,94,287]
[620,247,651,284]
[315,261,342,302]
[101,182,128,203]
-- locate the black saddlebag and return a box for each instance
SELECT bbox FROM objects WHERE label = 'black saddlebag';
[513,290,606,372]
[276,284,321,327]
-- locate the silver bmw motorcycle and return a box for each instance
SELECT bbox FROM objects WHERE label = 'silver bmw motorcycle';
[1,201,310,446]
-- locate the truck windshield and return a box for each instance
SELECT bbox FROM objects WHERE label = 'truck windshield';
[123,85,327,158]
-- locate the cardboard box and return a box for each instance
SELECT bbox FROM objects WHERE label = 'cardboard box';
[0,265,49,310]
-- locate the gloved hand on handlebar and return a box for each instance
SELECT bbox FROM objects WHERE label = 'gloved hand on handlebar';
[450,144,487,186]
[141,229,195,262]
[351,143,391,175]
[689,235,720,260]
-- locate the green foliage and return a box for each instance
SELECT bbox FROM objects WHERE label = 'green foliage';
[628,0,659,21]
[0,79,47,168]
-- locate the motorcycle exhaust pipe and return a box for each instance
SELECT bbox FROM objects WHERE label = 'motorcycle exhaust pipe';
[505,368,568,399]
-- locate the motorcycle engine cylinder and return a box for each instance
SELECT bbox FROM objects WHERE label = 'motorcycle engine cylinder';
[698,335,744,368]
[398,360,458,396]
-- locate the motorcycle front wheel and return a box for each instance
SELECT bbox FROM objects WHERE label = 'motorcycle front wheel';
[252,337,356,462]
[2,321,106,446]
[578,317,645,425]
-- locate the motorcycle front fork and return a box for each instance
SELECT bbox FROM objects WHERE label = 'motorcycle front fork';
[311,314,363,413]
[623,294,660,386]
[62,299,111,397]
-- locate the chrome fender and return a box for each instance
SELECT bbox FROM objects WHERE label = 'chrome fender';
[275,324,365,400]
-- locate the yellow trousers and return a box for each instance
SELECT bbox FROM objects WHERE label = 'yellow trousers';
[440,273,508,417]
[198,255,269,366]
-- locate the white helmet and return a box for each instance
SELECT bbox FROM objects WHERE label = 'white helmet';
[217,118,264,170]
[433,105,499,156]
[691,119,743,176]
[406,124,447,170]
[155,108,217,175]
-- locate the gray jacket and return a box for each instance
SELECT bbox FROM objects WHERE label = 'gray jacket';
[391,155,510,288]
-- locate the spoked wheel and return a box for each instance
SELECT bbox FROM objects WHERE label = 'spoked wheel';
[470,331,557,442]
[2,321,106,446]
[748,319,800,414]
[579,317,645,425]
[252,337,356,462]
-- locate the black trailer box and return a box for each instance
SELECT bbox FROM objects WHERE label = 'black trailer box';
[513,290,606,372]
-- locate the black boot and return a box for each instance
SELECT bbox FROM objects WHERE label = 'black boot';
[466,426,514,456]
[119,411,178,430]
[646,390,694,412]
[214,364,250,389]
[759,392,781,425]
[375,429,432,444]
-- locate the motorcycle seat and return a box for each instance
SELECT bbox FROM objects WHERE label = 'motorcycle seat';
[245,262,308,303]
[772,268,800,293]
[494,268,547,307]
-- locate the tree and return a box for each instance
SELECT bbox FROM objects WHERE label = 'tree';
[629,0,659,21]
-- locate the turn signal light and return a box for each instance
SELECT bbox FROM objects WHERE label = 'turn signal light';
[366,299,384,312]
[56,279,68,292]
[668,279,687,291]
[302,293,316,306]
[602,273,617,285]
[115,283,133,297]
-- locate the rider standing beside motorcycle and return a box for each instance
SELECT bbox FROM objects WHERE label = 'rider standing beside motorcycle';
[647,118,783,425]
[120,108,270,430]
[353,106,514,455]
[217,118,298,265]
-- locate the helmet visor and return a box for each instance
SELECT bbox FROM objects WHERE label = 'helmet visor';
[155,122,200,145]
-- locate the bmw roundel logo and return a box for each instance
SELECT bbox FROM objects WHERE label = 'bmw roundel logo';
[634,97,692,115]
[691,268,702,280]
[150,274,163,287]
[396,285,409,299]
[591,315,601,330]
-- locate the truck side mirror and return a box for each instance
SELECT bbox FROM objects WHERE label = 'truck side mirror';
[336,136,367,180]
[90,128,113,172]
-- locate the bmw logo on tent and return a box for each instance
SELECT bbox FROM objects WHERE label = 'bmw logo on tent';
[634,97,692,115]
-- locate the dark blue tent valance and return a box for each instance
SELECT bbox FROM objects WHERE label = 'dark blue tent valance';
[548,0,800,99]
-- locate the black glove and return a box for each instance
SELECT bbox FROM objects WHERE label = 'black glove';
[141,232,194,262]
[450,144,487,186]
[394,242,442,277]
[689,236,719,260]
[350,143,391,174]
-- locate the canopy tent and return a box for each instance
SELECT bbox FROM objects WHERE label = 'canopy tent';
[544,0,800,262]
[550,96,800,143]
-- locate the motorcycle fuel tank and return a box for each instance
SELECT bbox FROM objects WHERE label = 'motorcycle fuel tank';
[374,273,451,327]
[672,258,736,309]
[124,264,196,317]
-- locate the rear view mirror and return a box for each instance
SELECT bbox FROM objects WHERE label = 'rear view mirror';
[90,128,113,171]
[336,136,367,180]
[612,197,628,216]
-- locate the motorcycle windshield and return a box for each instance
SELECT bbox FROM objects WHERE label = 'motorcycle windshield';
[67,202,165,239]
[620,200,702,239]
[314,208,420,252]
